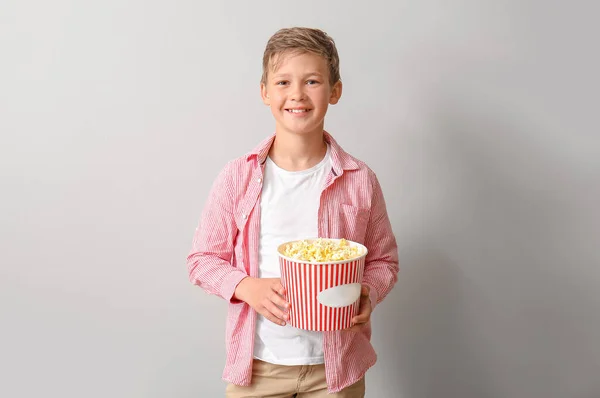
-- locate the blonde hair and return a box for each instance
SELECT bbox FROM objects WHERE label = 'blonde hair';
[261,27,341,86]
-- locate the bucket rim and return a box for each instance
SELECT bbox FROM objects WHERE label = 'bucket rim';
[276,238,368,265]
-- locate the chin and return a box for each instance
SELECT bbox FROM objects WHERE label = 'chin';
[286,127,322,136]
[278,121,322,135]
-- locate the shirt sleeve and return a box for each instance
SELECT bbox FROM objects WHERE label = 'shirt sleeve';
[186,162,248,303]
[361,170,399,310]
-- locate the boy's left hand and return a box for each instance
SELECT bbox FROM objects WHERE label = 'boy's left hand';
[347,285,372,332]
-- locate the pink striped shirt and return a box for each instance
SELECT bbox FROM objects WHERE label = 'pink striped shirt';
[187,131,399,393]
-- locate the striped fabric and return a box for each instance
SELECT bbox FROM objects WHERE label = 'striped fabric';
[187,131,399,393]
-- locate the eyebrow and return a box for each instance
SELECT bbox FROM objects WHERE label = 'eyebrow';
[273,72,325,79]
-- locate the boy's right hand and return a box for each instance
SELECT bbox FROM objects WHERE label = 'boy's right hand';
[233,277,290,326]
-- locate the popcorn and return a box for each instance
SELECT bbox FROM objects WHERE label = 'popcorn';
[282,238,363,262]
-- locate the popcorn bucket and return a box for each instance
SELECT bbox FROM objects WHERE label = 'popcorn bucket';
[277,239,368,331]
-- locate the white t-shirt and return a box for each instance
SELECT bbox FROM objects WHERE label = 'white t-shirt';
[253,145,331,366]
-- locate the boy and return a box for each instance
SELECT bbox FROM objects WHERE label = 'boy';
[187,27,398,397]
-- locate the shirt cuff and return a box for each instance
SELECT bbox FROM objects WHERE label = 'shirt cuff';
[220,270,249,303]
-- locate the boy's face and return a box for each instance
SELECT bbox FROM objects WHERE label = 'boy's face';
[261,51,342,138]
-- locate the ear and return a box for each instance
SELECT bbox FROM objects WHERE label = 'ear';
[329,80,343,105]
[260,82,270,106]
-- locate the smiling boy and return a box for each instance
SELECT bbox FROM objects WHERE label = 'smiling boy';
[187,27,399,397]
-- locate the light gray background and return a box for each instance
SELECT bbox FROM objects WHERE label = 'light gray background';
[1,1,599,397]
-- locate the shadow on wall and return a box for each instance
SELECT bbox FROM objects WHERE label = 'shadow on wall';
[376,248,500,398]
[374,104,600,398]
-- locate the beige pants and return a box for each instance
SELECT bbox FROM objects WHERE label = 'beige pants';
[225,359,365,398]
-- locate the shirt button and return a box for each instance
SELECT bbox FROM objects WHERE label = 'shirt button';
[242,213,247,219]
[257,177,262,183]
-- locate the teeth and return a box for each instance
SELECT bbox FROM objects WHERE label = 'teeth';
[288,109,309,113]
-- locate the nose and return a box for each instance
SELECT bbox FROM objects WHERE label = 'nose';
[290,81,306,101]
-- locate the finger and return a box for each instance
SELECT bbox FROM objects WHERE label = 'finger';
[260,307,287,326]
[265,298,287,318]
[271,281,287,296]
[346,321,369,332]
[351,301,372,324]
[351,307,371,323]
[351,313,370,324]
[262,301,287,325]
[269,290,290,310]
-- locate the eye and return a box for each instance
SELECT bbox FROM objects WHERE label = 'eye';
[306,79,319,85]
[276,80,289,86]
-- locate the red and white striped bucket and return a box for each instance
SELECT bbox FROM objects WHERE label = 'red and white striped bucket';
[277,239,368,331]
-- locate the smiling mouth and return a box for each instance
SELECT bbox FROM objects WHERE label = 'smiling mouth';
[286,109,311,114]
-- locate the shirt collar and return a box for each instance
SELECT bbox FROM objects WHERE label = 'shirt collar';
[246,131,359,176]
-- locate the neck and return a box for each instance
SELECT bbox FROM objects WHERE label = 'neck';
[269,129,327,171]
